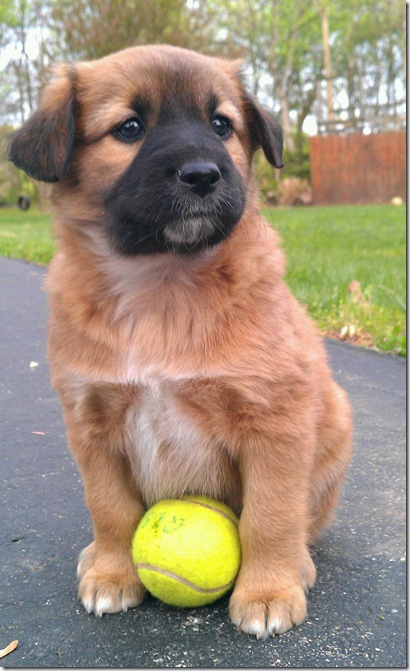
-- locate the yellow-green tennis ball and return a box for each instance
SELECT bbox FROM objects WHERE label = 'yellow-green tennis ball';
[131,496,241,608]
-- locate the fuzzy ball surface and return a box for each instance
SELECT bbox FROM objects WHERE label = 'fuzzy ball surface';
[132,496,241,607]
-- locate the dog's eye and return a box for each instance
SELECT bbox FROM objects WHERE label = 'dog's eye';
[114,117,145,143]
[212,115,232,139]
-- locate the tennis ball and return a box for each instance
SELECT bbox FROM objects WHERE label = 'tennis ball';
[131,496,241,608]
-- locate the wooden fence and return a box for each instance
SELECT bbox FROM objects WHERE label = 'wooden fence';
[309,132,406,205]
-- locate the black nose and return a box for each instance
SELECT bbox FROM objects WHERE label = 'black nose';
[178,161,221,196]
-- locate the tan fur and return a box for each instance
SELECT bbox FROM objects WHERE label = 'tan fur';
[23,45,352,637]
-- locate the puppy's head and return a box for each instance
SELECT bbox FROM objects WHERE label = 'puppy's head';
[9,45,283,255]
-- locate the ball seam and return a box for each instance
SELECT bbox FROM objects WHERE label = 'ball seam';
[136,563,236,594]
[182,498,238,527]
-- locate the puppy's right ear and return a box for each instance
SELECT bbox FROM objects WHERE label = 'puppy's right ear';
[8,66,76,183]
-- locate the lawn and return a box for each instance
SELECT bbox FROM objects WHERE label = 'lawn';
[0,203,406,355]
[0,206,55,265]
[266,204,406,356]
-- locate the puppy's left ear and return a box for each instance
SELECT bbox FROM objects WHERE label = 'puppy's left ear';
[243,93,284,169]
[221,59,284,169]
[8,65,76,183]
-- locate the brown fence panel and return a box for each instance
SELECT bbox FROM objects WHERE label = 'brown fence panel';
[309,132,406,205]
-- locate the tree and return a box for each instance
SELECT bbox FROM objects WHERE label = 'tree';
[1,0,406,149]
[0,0,51,124]
[48,0,214,61]
[324,0,406,132]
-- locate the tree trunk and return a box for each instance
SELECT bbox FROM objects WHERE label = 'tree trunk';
[321,4,334,128]
[401,0,406,82]
[277,84,295,153]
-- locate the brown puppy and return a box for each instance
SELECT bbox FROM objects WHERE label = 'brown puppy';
[9,45,352,638]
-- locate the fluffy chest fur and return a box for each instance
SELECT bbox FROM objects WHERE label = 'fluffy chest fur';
[125,376,241,511]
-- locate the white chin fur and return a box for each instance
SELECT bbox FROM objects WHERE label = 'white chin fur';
[163,217,215,245]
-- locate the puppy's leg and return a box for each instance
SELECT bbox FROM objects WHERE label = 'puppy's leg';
[308,382,352,544]
[75,449,145,616]
[61,383,145,616]
[230,430,316,638]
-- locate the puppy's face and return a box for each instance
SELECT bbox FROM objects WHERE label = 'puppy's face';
[9,45,283,255]
[102,51,248,255]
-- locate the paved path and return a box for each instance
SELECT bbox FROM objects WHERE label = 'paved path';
[0,257,406,668]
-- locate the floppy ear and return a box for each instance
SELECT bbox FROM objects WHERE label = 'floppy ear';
[221,59,284,169]
[243,94,284,169]
[8,67,75,183]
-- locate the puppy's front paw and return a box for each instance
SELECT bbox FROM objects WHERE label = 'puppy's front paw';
[229,585,307,638]
[77,542,145,616]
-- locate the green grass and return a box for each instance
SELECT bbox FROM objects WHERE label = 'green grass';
[0,203,406,355]
[265,204,406,356]
[0,206,55,264]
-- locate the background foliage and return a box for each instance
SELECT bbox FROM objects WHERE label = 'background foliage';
[1,0,405,134]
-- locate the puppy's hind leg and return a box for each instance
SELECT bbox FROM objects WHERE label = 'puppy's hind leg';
[308,382,353,545]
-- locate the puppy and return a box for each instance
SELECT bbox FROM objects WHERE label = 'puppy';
[9,45,352,638]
